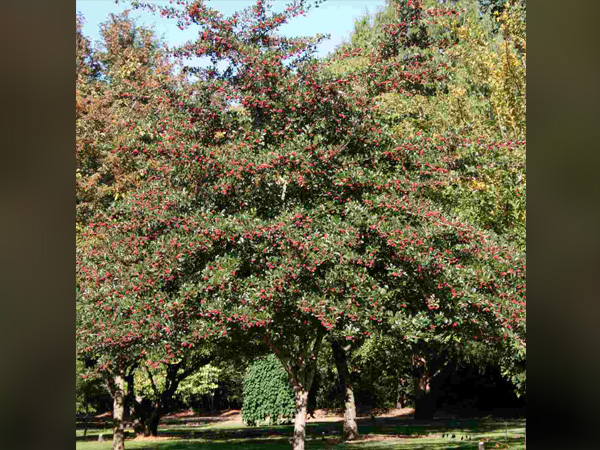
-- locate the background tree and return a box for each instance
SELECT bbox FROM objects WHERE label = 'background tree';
[76,11,183,227]
[123,345,214,437]
[325,0,525,247]
[176,364,221,411]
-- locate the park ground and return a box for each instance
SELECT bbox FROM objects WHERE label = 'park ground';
[76,408,526,449]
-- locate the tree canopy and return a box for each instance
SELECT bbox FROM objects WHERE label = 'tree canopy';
[76,2,525,449]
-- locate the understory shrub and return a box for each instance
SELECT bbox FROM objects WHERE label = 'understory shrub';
[242,355,296,426]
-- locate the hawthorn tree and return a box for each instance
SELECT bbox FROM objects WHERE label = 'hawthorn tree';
[324,0,526,411]
[76,12,210,449]
[77,1,525,449]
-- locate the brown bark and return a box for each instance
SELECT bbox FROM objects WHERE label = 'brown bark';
[83,406,89,437]
[412,354,429,419]
[292,389,309,450]
[109,373,126,450]
[147,408,160,436]
[331,339,359,441]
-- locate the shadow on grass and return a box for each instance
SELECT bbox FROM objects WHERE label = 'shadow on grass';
[161,417,236,426]
[76,435,525,450]
[77,418,525,449]
[76,431,136,442]
[157,416,524,441]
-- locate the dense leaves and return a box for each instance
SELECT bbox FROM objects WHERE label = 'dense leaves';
[242,355,296,426]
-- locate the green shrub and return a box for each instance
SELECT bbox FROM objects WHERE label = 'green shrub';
[242,355,296,426]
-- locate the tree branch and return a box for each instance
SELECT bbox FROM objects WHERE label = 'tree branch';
[145,365,159,398]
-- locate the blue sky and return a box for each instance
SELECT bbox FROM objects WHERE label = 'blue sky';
[76,0,387,59]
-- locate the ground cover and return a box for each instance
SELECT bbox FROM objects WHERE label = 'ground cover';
[76,410,525,450]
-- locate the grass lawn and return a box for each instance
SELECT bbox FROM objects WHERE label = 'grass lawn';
[76,417,525,449]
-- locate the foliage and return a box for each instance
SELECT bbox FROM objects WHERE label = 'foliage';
[242,355,296,426]
[448,0,526,139]
[352,334,413,408]
[322,0,525,396]
[76,11,200,383]
[176,364,221,404]
[76,357,107,415]
[130,359,219,403]
[324,0,526,250]
[76,10,181,227]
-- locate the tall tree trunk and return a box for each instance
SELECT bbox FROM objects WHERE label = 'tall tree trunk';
[130,398,147,437]
[110,374,126,450]
[292,389,309,450]
[331,339,359,441]
[342,384,358,440]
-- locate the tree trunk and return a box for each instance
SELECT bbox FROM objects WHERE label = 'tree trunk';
[342,384,359,440]
[148,406,160,436]
[266,326,325,450]
[131,399,160,437]
[126,363,185,438]
[331,339,359,441]
[414,391,435,420]
[395,384,405,409]
[412,355,434,421]
[292,389,309,450]
[111,374,126,450]
[83,404,89,437]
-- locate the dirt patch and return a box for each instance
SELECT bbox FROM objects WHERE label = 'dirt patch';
[163,407,416,427]
[348,433,425,443]
[167,409,198,418]
[305,407,415,422]
[368,407,415,418]
[306,409,342,422]
[131,436,175,442]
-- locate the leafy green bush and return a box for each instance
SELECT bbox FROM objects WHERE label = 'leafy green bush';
[242,355,295,426]
[177,364,221,412]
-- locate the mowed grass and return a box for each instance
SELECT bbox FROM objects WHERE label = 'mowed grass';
[76,417,526,449]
